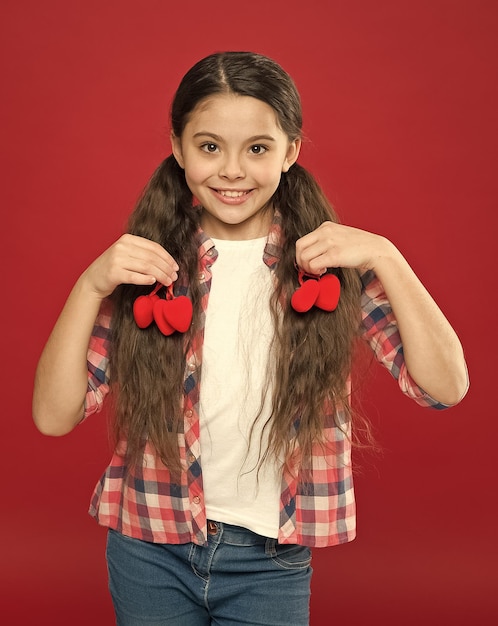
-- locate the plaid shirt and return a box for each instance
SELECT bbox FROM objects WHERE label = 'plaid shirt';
[85,218,450,548]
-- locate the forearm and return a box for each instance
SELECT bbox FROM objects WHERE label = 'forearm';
[295,221,469,405]
[370,238,468,405]
[32,273,105,436]
[32,234,181,435]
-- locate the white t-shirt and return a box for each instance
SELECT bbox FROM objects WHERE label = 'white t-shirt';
[199,236,281,538]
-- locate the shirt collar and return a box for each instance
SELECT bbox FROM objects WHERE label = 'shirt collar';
[195,209,284,269]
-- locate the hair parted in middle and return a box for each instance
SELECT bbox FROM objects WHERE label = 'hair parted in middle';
[109,51,363,478]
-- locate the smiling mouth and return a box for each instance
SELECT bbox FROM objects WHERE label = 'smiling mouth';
[216,189,251,197]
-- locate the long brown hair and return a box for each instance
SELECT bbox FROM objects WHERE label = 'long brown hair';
[110,52,363,475]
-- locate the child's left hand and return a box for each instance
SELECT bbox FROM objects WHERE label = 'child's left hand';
[295,222,468,406]
[295,221,389,274]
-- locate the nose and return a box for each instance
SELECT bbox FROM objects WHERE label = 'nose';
[219,153,244,180]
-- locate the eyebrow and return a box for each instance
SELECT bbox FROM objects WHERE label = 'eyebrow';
[192,132,277,143]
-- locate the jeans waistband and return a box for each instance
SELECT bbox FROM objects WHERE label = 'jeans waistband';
[207,520,276,547]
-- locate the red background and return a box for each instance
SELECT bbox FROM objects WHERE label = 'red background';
[2,1,497,624]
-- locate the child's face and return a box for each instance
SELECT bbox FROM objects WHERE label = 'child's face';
[171,94,300,240]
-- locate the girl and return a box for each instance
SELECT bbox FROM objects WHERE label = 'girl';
[33,52,468,626]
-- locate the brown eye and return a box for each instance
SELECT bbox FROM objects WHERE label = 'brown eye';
[250,145,267,155]
[201,143,218,153]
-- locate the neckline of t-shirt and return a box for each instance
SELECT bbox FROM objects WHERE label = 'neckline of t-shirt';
[211,235,267,250]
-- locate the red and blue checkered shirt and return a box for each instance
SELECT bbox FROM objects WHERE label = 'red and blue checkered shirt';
[85,218,450,548]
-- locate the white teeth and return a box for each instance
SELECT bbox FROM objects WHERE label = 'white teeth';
[219,190,246,197]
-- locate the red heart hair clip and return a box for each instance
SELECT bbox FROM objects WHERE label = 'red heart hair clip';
[133,282,193,335]
[290,269,340,313]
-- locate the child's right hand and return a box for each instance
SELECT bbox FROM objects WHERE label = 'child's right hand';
[32,234,179,435]
[81,234,180,299]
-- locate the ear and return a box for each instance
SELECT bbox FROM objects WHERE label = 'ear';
[170,132,185,169]
[282,138,302,173]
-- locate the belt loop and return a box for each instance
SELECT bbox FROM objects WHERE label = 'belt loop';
[265,537,277,556]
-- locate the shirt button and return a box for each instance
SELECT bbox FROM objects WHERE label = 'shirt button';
[187,362,196,372]
[185,409,193,418]
[188,453,196,464]
[199,272,205,280]
[193,496,201,504]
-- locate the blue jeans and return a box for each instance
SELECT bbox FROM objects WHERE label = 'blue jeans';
[106,521,312,625]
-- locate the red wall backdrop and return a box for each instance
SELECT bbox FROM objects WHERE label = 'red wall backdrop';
[2,1,497,624]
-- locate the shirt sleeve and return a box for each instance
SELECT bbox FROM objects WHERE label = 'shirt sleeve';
[83,298,112,419]
[359,269,451,410]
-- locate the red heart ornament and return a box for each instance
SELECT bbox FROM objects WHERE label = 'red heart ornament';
[133,295,154,328]
[291,279,320,312]
[133,282,193,335]
[163,295,193,333]
[315,274,341,311]
[152,299,176,335]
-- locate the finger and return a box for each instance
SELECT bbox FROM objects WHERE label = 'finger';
[296,240,330,274]
[128,235,180,272]
[115,235,179,285]
[124,257,178,286]
[297,255,328,276]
